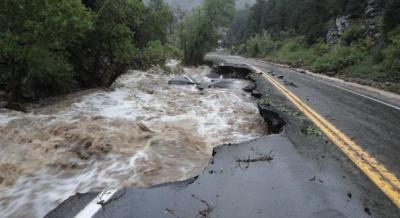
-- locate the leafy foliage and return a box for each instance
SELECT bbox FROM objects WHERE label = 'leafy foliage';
[137,0,174,45]
[341,24,365,45]
[0,0,177,101]
[312,46,365,72]
[245,32,278,57]
[383,0,400,35]
[227,0,400,92]
[177,0,235,65]
[245,0,342,44]
[382,29,400,80]
[225,8,251,46]
[0,0,93,100]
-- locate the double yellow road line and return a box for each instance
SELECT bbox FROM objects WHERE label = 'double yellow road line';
[250,65,400,208]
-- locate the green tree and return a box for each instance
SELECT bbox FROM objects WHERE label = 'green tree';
[203,0,235,28]
[383,0,400,35]
[0,0,93,100]
[72,0,146,86]
[345,0,366,17]
[245,32,278,57]
[248,0,268,34]
[178,0,236,65]
[226,8,251,45]
[298,0,330,44]
[1,0,177,102]
[136,0,174,46]
[178,9,218,65]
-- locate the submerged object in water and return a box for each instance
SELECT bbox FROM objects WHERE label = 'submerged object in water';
[168,75,199,85]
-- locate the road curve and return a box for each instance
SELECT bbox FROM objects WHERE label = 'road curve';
[207,53,400,206]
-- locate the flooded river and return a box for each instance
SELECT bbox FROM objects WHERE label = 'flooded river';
[0,65,267,217]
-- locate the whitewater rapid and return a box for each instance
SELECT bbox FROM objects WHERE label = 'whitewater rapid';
[0,65,267,217]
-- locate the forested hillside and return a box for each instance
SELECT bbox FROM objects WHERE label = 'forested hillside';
[160,0,255,10]
[1,0,399,105]
[0,0,180,103]
[226,0,400,92]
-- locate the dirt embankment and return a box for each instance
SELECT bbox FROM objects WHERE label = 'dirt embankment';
[263,57,400,95]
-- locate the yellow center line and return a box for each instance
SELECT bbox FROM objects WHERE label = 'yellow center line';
[249,65,400,208]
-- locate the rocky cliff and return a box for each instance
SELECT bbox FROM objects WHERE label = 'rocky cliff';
[326,0,384,44]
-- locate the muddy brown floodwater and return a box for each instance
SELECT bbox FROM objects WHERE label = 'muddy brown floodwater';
[0,65,267,218]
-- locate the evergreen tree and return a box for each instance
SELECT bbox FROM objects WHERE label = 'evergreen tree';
[383,0,400,35]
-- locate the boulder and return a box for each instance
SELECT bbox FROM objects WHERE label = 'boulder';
[284,81,297,88]
[327,16,350,44]
[336,17,349,35]
[365,5,378,18]
[327,27,340,44]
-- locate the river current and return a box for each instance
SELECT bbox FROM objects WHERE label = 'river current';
[0,64,266,217]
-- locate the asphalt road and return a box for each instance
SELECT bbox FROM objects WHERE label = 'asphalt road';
[47,54,400,217]
[209,54,400,178]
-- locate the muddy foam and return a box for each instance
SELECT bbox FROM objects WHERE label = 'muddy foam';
[0,66,267,217]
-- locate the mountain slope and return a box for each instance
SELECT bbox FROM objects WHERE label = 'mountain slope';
[163,0,255,10]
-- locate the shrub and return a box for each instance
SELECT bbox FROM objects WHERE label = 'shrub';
[143,41,169,67]
[274,39,318,66]
[312,45,365,72]
[164,44,184,60]
[341,24,365,46]
[312,40,330,56]
[382,29,400,81]
[245,33,278,57]
[141,41,182,68]
[347,61,385,81]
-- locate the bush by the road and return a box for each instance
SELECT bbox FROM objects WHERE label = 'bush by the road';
[312,46,365,72]
[383,29,400,81]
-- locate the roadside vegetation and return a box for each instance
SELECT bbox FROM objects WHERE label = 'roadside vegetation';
[0,0,239,104]
[2,0,399,103]
[176,0,236,65]
[0,0,180,102]
[226,0,400,93]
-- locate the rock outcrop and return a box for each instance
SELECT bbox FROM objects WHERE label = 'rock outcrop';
[326,0,384,44]
[327,16,350,44]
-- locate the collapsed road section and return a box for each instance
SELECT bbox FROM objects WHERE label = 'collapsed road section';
[46,63,399,218]
[0,65,269,218]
